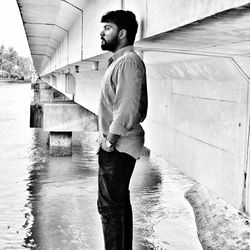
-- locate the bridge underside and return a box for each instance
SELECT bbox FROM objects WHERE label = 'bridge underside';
[17,0,250,214]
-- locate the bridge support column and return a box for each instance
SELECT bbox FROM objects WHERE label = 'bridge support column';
[49,132,72,156]
[30,78,98,157]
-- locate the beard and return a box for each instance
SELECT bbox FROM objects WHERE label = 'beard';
[101,36,119,52]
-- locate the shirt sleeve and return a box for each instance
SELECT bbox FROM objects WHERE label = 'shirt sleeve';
[109,58,145,136]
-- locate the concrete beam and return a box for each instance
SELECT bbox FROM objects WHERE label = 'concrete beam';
[30,102,97,132]
[30,78,96,131]
[31,80,70,103]
[30,78,97,157]
[18,0,250,74]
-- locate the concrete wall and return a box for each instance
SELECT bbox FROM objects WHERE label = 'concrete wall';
[68,13,82,64]
[124,0,250,38]
[143,51,249,209]
[74,70,104,114]
[61,36,68,67]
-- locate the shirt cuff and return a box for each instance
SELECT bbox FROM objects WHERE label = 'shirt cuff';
[109,121,128,136]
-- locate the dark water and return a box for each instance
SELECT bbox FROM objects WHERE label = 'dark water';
[0,82,202,250]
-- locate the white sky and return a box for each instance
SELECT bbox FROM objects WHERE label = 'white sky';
[0,0,31,58]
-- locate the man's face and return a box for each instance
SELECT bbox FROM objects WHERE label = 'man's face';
[100,22,120,52]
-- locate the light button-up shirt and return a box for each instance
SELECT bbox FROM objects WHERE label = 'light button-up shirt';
[98,45,148,159]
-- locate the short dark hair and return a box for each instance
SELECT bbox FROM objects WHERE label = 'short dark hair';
[101,10,138,45]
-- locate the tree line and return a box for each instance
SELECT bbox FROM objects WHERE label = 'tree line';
[0,45,34,80]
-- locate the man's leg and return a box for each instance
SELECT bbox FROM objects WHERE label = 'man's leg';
[97,148,136,250]
[123,190,133,250]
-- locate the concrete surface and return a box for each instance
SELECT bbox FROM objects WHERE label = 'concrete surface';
[185,184,250,250]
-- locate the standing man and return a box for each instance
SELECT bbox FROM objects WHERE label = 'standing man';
[98,10,148,250]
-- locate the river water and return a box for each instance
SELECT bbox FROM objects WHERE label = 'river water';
[0,82,203,250]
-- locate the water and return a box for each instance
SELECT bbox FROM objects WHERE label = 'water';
[0,82,203,249]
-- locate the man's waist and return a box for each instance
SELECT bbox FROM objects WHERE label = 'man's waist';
[101,123,144,138]
[98,131,145,160]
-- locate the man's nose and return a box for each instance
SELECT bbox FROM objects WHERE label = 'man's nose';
[100,30,104,37]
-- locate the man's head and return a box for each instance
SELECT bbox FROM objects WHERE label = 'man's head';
[100,10,138,52]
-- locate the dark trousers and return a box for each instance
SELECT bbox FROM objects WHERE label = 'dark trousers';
[97,148,136,250]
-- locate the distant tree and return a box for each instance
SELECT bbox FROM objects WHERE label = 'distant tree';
[0,44,34,80]
[17,57,33,79]
[0,45,5,67]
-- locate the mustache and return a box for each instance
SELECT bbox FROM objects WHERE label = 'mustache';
[101,36,106,42]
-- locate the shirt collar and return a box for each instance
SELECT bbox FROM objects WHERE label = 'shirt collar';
[108,45,134,65]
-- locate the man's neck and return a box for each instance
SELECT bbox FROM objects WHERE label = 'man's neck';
[112,42,131,53]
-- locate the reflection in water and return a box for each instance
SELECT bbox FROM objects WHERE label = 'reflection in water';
[0,82,202,250]
[132,158,163,249]
[0,82,33,249]
[24,130,103,250]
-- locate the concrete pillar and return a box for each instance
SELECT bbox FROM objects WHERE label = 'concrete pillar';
[39,89,53,102]
[30,78,97,157]
[31,80,54,102]
[49,132,72,156]
[33,89,40,102]
[65,73,75,94]
[31,82,39,90]
[38,80,51,89]
[30,103,43,127]
[31,73,37,84]
[53,90,69,101]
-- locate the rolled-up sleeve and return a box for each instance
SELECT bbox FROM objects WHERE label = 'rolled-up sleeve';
[109,59,144,136]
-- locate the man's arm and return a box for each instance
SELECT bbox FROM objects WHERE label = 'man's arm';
[107,132,120,144]
[101,132,119,152]
[109,58,145,136]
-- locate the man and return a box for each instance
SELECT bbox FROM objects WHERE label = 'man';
[98,10,148,250]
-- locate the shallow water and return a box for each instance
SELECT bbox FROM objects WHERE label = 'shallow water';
[0,82,202,249]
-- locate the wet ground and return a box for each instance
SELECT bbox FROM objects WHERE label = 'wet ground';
[0,82,203,249]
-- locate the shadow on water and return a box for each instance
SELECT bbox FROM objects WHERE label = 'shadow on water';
[24,129,50,248]
[23,130,104,250]
[131,157,163,249]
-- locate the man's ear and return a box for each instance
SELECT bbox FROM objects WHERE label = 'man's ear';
[119,29,127,40]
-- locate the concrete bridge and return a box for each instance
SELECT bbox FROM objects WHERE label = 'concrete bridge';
[17,0,250,216]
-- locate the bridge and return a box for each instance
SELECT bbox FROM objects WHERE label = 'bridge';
[17,0,250,216]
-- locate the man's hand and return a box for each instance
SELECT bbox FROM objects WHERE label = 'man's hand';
[101,138,115,152]
[106,132,120,145]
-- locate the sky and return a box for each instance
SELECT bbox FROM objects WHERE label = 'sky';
[0,0,31,58]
